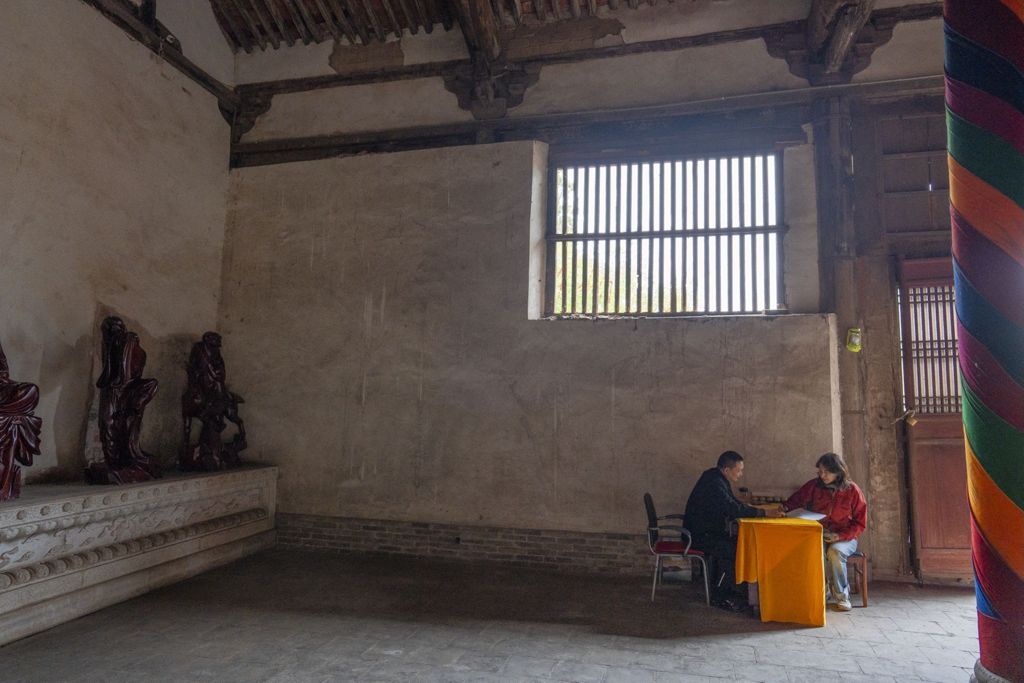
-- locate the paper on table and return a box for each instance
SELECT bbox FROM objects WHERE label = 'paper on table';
[785,507,826,521]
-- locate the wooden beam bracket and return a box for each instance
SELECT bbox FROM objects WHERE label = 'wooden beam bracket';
[222,91,274,142]
[765,1,939,86]
[442,51,540,119]
[445,0,540,119]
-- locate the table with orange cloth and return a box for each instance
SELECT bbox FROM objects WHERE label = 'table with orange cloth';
[735,518,826,627]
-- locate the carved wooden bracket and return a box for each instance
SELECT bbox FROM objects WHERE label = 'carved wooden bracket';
[442,0,540,119]
[442,52,540,120]
[765,2,896,86]
[220,91,273,143]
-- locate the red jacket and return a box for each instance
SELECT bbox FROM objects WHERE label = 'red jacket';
[784,479,867,541]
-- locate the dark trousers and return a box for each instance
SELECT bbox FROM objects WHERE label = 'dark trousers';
[695,535,742,601]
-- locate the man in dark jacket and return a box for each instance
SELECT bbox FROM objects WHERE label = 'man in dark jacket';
[684,451,778,610]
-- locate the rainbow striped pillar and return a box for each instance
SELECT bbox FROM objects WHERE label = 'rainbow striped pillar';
[945,1,1024,680]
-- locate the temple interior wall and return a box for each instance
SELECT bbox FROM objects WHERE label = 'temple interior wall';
[0,1,953,584]
[0,1,231,478]
[219,140,842,539]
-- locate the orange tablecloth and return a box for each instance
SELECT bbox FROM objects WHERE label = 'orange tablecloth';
[735,518,826,627]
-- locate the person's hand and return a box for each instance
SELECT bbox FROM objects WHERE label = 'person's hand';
[765,507,785,518]
[823,531,839,543]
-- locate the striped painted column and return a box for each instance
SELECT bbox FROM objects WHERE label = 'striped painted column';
[944,1,1024,681]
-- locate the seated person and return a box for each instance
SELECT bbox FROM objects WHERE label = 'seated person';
[782,452,867,612]
[684,450,781,611]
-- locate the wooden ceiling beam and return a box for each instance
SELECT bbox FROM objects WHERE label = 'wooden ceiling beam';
[248,0,281,47]
[393,0,418,34]
[311,0,343,40]
[262,0,296,46]
[807,0,877,73]
[489,0,509,28]
[280,0,313,43]
[807,0,843,52]
[427,0,452,31]
[451,0,501,60]
[411,0,432,33]
[337,0,372,43]
[211,0,251,52]
[359,0,387,41]
[379,0,403,37]
[228,0,268,49]
[508,0,522,25]
[439,0,454,31]
[828,0,876,72]
[234,4,941,94]
[325,0,361,43]
[292,0,328,40]
[210,3,242,53]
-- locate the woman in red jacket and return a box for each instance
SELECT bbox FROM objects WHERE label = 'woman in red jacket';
[782,452,867,611]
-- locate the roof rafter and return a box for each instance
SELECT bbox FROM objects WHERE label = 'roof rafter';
[262,0,296,46]
[279,0,313,43]
[228,0,268,49]
[248,0,281,48]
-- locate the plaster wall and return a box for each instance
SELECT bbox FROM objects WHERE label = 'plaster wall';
[0,1,230,478]
[220,141,839,534]
[851,18,944,84]
[784,129,820,315]
[246,78,474,141]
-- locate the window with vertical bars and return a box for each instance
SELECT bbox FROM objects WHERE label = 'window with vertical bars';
[898,285,961,414]
[546,153,785,316]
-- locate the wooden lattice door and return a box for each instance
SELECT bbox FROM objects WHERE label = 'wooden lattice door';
[897,258,972,580]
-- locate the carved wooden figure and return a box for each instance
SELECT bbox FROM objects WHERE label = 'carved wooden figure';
[85,317,161,485]
[0,340,42,501]
[180,332,246,472]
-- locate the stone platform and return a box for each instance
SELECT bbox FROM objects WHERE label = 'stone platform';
[0,465,277,645]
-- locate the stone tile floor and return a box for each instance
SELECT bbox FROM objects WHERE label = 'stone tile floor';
[1,550,978,682]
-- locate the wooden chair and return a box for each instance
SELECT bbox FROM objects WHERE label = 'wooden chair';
[848,551,869,607]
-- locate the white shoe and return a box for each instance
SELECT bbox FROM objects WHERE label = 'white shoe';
[833,598,852,612]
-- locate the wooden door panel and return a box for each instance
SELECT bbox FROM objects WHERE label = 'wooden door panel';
[898,258,972,581]
[908,419,971,551]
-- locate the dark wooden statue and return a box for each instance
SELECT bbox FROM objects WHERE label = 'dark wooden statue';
[0,340,42,500]
[180,332,246,471]
[85,316,161,484]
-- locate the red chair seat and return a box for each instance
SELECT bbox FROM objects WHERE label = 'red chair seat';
[652,540,703,556]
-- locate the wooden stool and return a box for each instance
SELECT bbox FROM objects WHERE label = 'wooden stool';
[848,552,869,607]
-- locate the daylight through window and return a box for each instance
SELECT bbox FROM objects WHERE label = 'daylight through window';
[547,153,785,316]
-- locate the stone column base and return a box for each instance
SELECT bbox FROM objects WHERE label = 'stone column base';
[971,660,1013,683]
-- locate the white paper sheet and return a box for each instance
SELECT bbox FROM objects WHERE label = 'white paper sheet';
[785,507,826,521]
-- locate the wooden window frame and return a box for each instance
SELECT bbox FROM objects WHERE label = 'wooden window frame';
[544,148,788,318]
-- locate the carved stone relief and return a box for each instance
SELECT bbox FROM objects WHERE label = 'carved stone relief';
[0,468,277,574]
